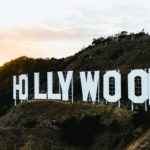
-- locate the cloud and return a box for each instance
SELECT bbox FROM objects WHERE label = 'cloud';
[55,0,150,33]
[0,25,107,65]
[0,0,150,65]
[0,25,106,43]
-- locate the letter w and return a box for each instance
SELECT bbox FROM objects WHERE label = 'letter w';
[80,71,100,102]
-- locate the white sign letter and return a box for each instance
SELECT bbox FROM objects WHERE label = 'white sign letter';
[103,70,121,103]
[80,71,100,102]
[128,69,148,104]
[34,73,46,99]
[13,74,28,101]
[58,71,73,101]
[47,72,61,99]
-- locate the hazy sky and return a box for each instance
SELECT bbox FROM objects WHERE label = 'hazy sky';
[0,0,150,65]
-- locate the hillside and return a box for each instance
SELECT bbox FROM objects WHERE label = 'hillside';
[126,129,150,150]
[0,100,141,150]
[0,31,150,110]
[0,100,150,150]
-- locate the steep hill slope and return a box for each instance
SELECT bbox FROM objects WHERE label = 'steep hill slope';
[0,100,150,150]
[126,129,150,150]
[0,100,138,150]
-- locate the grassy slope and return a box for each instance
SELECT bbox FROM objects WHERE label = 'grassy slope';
[126,129,150,150]
[0,100,146,150]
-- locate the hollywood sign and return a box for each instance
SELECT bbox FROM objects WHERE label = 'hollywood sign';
[13,69,150,111]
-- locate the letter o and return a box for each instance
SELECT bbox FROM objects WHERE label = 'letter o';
[128,69,148,103]
[103,70,121,102]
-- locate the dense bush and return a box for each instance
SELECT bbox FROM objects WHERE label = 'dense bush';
[59,115,105,147]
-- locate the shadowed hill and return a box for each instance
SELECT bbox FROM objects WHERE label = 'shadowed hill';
[0,100,135,150]
[126,129,150,150]
[0,100,149,150]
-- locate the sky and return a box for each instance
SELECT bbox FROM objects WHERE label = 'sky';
[0,0,150,65]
